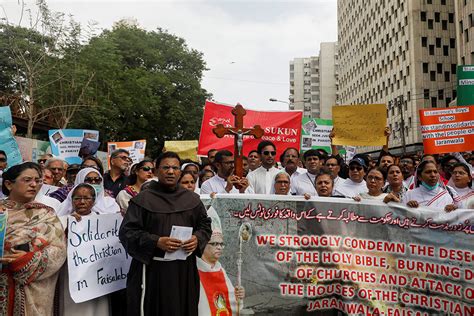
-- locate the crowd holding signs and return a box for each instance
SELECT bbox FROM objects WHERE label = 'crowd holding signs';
[0,99,473,316]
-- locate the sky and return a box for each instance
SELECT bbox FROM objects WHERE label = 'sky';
[1,0,338,111]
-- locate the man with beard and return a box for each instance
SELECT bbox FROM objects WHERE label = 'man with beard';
[104,149,131,198]
[400,155,416,189]
[246,141,280,194]
[247,150,261,172]
[280,147,306,181]
[200,150,252,194]
[119,151,211,315]
[291,149,325,196]
[324,155,344,194]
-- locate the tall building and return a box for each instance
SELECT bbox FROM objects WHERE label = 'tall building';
[289,57,320,117]
[319,42,340,120]
[337,0,458,154]
[289,42,339,118]
[455,0,474,65]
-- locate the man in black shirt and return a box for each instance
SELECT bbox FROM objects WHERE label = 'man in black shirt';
[104,149,131,197]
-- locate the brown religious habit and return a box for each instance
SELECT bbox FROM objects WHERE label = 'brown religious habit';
[212,104,264,177]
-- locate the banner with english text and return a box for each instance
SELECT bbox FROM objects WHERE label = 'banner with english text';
[204,194,473,315]
[198,101,302,157]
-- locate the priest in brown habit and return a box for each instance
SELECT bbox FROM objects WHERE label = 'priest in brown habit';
[119,151,212,315]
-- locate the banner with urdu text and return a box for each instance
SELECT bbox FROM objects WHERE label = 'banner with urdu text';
[198,101,303,157]
[206,195,473,315]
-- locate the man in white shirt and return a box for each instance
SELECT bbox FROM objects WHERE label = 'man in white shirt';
[280,147,306,182]
[291,150,324,196]
[400,155,416,189]
[334,156,368,198]
[201,150,252,194]
[246,141,280,194]
[324,155,344,194]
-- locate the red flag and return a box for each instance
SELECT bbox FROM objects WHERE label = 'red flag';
[198,101,302,157]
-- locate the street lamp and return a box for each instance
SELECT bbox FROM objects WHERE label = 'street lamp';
[268,98,289,105]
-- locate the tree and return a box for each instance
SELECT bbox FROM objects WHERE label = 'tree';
[0,0,96,136]
[71,22,209,157]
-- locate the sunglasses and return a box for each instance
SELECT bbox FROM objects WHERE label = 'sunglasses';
[140,166,155,172]
[263,151,277,156]
[84,177,102,184]
[349,165,363,171]
[37,159,47,164]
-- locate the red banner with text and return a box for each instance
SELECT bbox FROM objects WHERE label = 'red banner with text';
[419,106,474,154]
[198,101,303,157]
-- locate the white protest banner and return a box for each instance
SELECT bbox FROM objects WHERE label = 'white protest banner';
[67,213,131,303]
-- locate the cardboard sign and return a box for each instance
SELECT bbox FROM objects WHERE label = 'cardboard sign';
[67,213,131,303]
[419,106,474,154]
[164,140,198,161]
[332,104,387,146]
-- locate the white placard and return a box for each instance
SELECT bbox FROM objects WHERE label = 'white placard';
[67,213,131,303]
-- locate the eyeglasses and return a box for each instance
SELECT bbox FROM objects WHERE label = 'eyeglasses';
[14,177,43,185]
[208,242,225,248]
[325,163,338,167]
[115,155,130,162]
[160,166,180,171]
[263,151,277,156]
[140,166,155,172]
[367,175,384,182]
[49,167,64,172]
[37,159,47,164]
[72,197,94,202]
[0,158,6,163]
[84,177,102,184]
[275,180,290,185]
[349,165,363,171]
[452,170,468,176]
[400,159,413,165]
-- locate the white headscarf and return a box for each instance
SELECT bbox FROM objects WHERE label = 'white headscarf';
[270,171,291,195]
[57,168,120,216]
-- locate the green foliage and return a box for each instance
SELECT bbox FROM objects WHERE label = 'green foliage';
[71,23,209,158]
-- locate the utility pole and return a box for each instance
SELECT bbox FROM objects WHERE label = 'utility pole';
[398,95,407,155]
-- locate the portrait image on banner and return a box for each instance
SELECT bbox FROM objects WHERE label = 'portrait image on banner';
[332,104,387,146]
[198,101,303,157]
[419,106,474,154]
[49,129,99,164]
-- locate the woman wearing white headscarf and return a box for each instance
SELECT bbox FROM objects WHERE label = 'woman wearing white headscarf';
[57,167,120,216]
[271,171,292,195]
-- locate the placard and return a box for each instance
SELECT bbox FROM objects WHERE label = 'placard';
[300,118,333,152]
[419,106,474,154]
[67,213,131,303]
[49,129,99,164]
[332,104,386,146]
[164,140,198,161]
[0,106,22,167]
[107,140,146,168]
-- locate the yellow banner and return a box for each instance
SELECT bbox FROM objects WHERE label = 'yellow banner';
[332,104,387,146]
[164,140,198,161]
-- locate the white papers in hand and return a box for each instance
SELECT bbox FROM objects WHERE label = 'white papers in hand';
[164,225,193,261]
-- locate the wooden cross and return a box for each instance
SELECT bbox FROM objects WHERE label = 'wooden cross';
[213,104,264,178]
